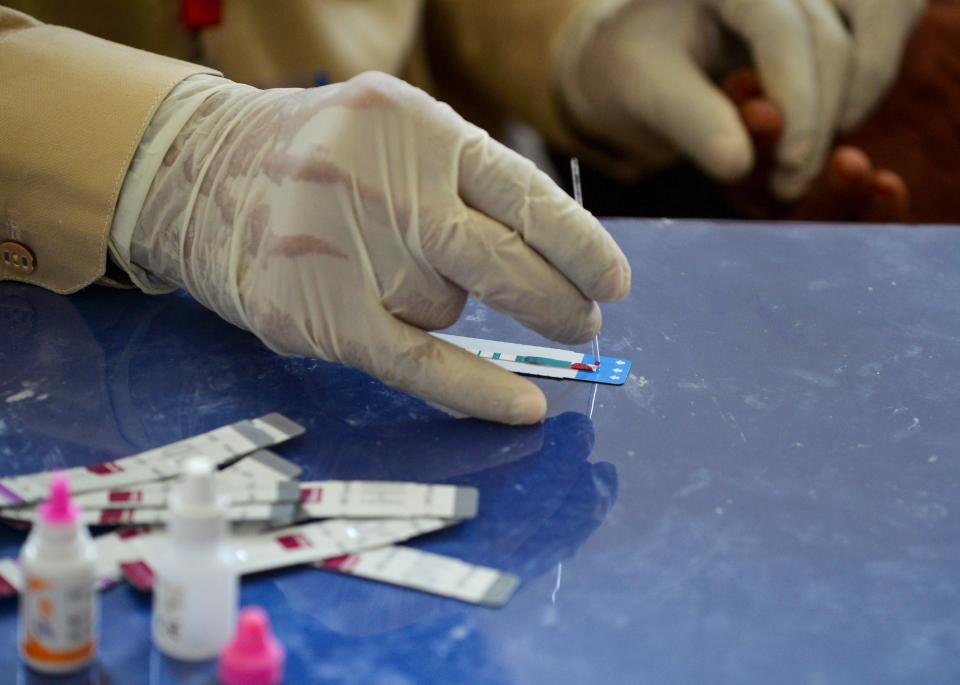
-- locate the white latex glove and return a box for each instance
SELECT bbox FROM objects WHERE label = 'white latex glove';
[128,72,631,425]
[558,0,925,200]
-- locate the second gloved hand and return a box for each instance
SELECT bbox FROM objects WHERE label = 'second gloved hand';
[557,0,925,200]
[129,73,630,425]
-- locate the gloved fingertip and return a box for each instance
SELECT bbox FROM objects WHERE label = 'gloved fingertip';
[779,136,814,171]
[770,170,812,202]
[839,107,865,134]
[584,302,603,339]
[507,386,547,425]
[619,259,632,299]
[593,260,631,303]
[551,303,603,346]
[704,133,753,182]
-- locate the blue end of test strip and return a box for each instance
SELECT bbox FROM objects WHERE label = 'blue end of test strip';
[577,355,631,385]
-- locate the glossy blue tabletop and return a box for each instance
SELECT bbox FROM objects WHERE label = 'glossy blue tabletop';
[1,219,959,685]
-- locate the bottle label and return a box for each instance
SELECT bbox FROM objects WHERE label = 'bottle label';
[153,577,186,646]
[20,575,96,667]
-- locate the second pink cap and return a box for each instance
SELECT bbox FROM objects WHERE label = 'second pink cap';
[218,606,285,685]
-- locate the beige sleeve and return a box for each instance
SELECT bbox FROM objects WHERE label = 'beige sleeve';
[200,0,423,87]
[0,6,218,294]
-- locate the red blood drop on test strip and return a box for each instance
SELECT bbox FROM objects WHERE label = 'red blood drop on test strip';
[0,574,18,598]
[87,462,124,475]
[322,554,359,572]
[277,533,312,549]
[120,561,156,592]
[100,509,132,525]
[571,363,596,372]
[299,487,323,503]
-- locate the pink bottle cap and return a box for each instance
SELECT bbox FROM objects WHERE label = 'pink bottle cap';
[38,473,78,526]
[219,607,285,685]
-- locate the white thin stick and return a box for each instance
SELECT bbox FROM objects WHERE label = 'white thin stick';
[570,158,601,419]
[571,157,584,207]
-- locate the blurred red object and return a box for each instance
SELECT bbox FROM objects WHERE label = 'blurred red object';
[181,0,221,30]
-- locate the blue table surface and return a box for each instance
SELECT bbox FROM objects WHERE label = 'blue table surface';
[1,219,958,685]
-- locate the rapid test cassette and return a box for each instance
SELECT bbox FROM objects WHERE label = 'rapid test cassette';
[434,333,631,385]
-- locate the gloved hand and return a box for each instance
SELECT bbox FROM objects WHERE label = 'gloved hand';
[557,0,925,200]
[128,72,630,425]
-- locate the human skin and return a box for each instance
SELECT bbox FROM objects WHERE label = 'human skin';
[722,68,911,223]
[723,0,960,224]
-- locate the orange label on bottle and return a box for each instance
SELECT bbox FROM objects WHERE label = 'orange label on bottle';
[22,632,95,664]
[20,573,97,668]
[25,577,50,592]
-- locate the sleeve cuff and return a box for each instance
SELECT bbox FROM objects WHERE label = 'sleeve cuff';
[109,73,235,294]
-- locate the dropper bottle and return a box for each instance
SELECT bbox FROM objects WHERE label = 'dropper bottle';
[19,473,98,674]
[219,606,285,685]
[152,456,238,661]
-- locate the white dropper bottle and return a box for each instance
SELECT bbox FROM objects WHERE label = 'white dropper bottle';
[152,456,238,661]
[19,473,98,674]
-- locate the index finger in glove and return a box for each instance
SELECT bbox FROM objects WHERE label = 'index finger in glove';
[618,45,755,182]
[353,314,548,425]
[833,0,925,131]
[423,206,602,345]
[772,0,853,199]
[709,0,820,198]
[456,129,631,304]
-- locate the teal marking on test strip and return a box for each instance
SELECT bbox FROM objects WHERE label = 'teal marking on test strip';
[453,337,632,385]
[514,355,572,369]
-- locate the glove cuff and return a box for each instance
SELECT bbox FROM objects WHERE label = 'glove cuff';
[111,74,239,294]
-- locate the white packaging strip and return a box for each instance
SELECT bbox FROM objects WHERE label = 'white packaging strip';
[70,486,169,509]
[91,527,157,587]
[220,449,303,484]
[69,482,300,510]
[234,517,455,575]
[66,453,302,511]
[317,546,519,607]
[56,480,475,519]
[0,558,21,598]
[120,517,457,590]
[297,481,478,520]
[0,414,304,506]
[0,527,156,598]
[0,503,298,526]
[103,503,297,526]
